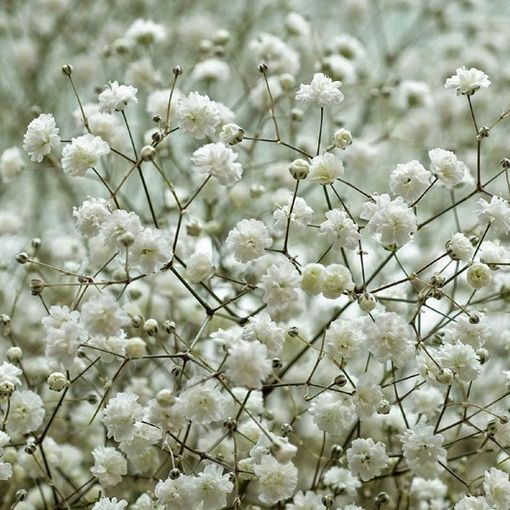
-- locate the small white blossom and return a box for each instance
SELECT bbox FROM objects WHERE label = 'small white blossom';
[102,392,144,442]
[309,391,356,435]
[226,340,272,389]
[323,466,361,495]
[446,233,475,262]
[477,196,510,235]
[308,152,344,184]
[254,455,298,506]
[61,134,110,176]
[176,91,221,139]
[91,446,127,486]
[92,497,128,510]
[389,160,432,203]
[225,219,272,262]
[125,18,167,45]
[296,73,344,107]
[0,147,25,181]
[319,208,360,250]
[346,437,389,481]
[437,341,481,382]
[320,263,354,298]
[428,148,467,188]
[484,467,510,509]
[445,66,491,95]
[191,142,243,186]
[177,377,225,425]
[273,196,313,232]
[23,113,61,162]
[6,390,45,436]
[98,81,138,114]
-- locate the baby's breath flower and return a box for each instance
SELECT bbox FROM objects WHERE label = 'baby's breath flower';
[445,66,491,95]
[23,113,61,162]
[98,81,138,114]
[296,73,344,106]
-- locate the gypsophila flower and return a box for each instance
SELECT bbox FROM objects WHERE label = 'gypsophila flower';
[242,312,285,357]
[286,490,326,510]
[260,261,302,318]
[333,128,353,149]
[325,318,365,361]
[273,196,313,232]
[226,340,272,389]
[195,464,234,509]
[191,142,243,186]
[185,252,214,282]
[155,474,200,510]
[320,263,354,298]
[23,113,61,162]
[353,373,383,418]
[389,160,432,203]
[125,19,166,46]
[0,362,22,389]
[428,148,467,188]
[250,33,300,75]
[454,495,493,510]
[61,134,110,176]
[99,209,143,250]
[446,233,475,261]
[80,294,128,337]
[308,152,344,184]
[102,392,144,442]
[130,228,172,273]
[323,466,361,495]
[91,446,127,486]
[346,437,389,481]
[401,424,446,479]
[319,208,360,250]
[300,263,324,295]
[177,376,225,425]
[477,196,510,235]
[437,340,482,382]
[92,497,128,510]
[6,390,45,436]
[360,194,417,248]
[73,197,111,238]
[484,467,510,509]
[0,146,25,181]
[98,81,138,114]
[254,455,298,505]
[309,391,356,435]
[192,58,231,83]
[225,218,272,262]
[295,73,344,106]
[445,66,491,95]
[408,386,443,420]
[0,431,12,480]
[176,91,221,139]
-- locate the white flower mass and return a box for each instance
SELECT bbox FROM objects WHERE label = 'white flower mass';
[2,1,510,508]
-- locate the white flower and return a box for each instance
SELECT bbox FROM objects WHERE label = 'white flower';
[260,262,302,317]
[250,33,300,75]
[450,314,491,349]
[300,263,324,295]
[362,311,415,367]
[130,228,172,273]
[437,341,481,382]
[177,377,225,425]
[309,391,356,435]
[346,437,389,481]
[0,362,22,388]
[125,18,166,45]
[0,147,25,181]
[155,474,199,510]
[225,219,272,262]
[92,497,128,510]
[401,424,446,479]
[23,113,61,162]
[186,252,214,282]
[192,58,231,83]
[445,66,491,95]
[319,209,360,250]
[91,446,127,486]
[61,134,110,176]
[333,128,353,149]
[396,80,433,109]
[467,262,492,290]
[295,73,344,107]
[484,467,510,509]
[273,196,313,231]
[254,455,298,506]
[80,294,128,337]
[477,196,510,235]
[146,87,185,121]
[226,340,272,389]
[360,194,417,248]
[320,263,354,298]
[195,464,234,509]
[325,318,365,361]
[446,233,475,262]
[176,91,221,139]
[353,373,383,418]
[102,392,144,442]
[454,495,493,510]
[408,386,443,420]
[323,466,361,495]
[389,160,432,203]
[428,148,467,188]
[242,312,285,357]
[286,490,326,510]
[6,390,45,436]
[98,81,138,114]
[308,153,344,184]
[191,142,243,186]
[99,209,144,250]
[73,197,111,239]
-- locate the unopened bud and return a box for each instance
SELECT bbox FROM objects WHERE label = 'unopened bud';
[143,318,159,336]
[48,372,69,391]
[61,64,73,76]
[288,158,309,180]
[257,62,268,73]
[141,145,156,161]
[172,65,183,76]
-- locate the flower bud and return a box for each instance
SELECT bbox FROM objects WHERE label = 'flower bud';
[119,231,135,247]
[7,346,22,362]
[156,389,175,407]
[30,278,45,295]
[61,64,73,76]
[291,108,303,122]
[331,444,343,459]
[358,292,376,312]
[477,348,490,364]
[300,263,324,295]
[467,262,492,289]
[131,314,144,328]
[48,372,69,391]
[140,145,156,161]
[126,337,146,358]
[144,318,159,336]
[288,158,309,179]
[173,65,183,76]
[279,73,296,90]
[169,468,181,479]
[16,252,29,264]
[219,123,244,145]
[0,381,15,399]
[258,62,268,73]
[334,374,347,387]
[212,29,230,46]
[333,128,353,149]
[163,320,176,334]
[436,368,454,385]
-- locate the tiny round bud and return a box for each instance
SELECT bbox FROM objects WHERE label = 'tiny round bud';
[186,219,202,237]
[169,468,181,479]
[290,108,303,122]
[436,367,454,385]
[7,346,23,362]
[430,273,445,288]
[287,326,300,338]
[358,292,376,312]
[112,38,129,55]
[321,495,334,508]
[126,337,146,358]
[477,347,490,364]
[501,158,510,169]
[198,39,213,53]
[87,393,99,404]
[152,130,163,142]
[48,372,69,392]
[334,374,347,387]
[467,262,492,289]
[156,389,175,407]
[250,184,266,198]
[141,145,157,161]
[223,417,237,431]
[16,252,29,264]
[30,278,45,296]
[131,314,144,328]
[16,490,28,502]
[31,238,42,250]
[281,423,293,436]
[258,62,268,73]
[378,399,391,414]
[119,231,135,247]
[487,419,498,436]
[153,114,162,123]
[500,415,509,425]
[24,438,37,455]
[163,320,176,334]
[172,65,183,76]
[288,158,310,180]
[333,128,353,149]
[212,29,230,46]
[61,64,73,76]
[0,381,15,399]
[375,491,390,506]
[469,313,480,324]
[143,318,159,336]
[331,444,343,459]
[477,126,490,140]
[0,314,11,327]
[272,357,283,369]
